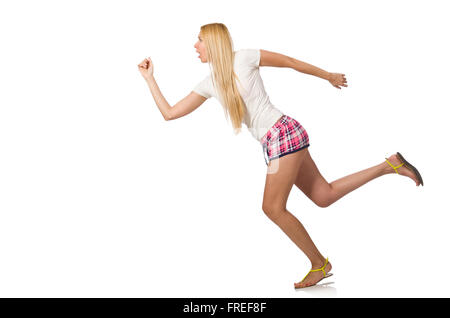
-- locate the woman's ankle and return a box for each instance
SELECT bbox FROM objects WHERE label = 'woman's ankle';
[310,256,327,268]
[381,160,394,175]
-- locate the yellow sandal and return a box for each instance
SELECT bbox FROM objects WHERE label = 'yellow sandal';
[385,152,424,186]
[385,157,404,174]
[295,258,333,289]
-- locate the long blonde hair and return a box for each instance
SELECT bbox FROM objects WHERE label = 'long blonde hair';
[200,23,246,135]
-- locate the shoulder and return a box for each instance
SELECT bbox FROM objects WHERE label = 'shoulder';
[193,74,213,99]
[196,74,212,84]
[235,49,260,68]
[235,48,260,58]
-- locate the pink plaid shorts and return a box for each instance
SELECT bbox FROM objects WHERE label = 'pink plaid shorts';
[260,115,310,166]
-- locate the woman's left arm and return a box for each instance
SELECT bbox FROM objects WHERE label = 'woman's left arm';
[287,57,348,89]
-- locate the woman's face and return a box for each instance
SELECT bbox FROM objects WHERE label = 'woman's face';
[194,33,208,63]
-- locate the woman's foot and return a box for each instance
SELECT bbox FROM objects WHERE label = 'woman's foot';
[384,154,421,186]
[294,260,332,288]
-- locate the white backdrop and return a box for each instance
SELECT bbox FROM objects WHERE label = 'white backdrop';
[1,0,448,297]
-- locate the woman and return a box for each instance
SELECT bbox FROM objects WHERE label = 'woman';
[137,23,424,289]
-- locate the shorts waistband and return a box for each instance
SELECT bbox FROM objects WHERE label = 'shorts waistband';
[260,115,287,144]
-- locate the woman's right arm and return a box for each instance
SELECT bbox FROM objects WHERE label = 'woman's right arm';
[168,92,207,120]
[145,76,207,120]
[139,57,207,120]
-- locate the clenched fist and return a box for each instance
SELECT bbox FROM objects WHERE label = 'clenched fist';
[138,57,154,79]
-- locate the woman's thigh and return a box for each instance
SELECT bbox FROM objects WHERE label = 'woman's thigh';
[262,148,309,212]
[294,148,332,207]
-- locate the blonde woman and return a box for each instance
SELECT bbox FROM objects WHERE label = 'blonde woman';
[137,23,423,289]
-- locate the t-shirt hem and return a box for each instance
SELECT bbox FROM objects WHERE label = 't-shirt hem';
[192,90,209,99]
[256,112,285,143]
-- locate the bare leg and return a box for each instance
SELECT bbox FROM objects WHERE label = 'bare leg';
[268,208,326,267]
[329,162,388,204]
[295,150,420,209]
[262,149,332,288]
[328,154,420,206]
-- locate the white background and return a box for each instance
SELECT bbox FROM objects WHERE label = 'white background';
[0,0,448,298]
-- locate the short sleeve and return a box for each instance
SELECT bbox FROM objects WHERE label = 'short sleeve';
[192,75,212,99]
[241,49,260,69]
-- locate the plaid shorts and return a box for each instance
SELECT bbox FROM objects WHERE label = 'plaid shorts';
[260,115,310,166]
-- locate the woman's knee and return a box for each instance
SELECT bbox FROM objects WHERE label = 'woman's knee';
[314,188,335,208]
[262,203,285,221]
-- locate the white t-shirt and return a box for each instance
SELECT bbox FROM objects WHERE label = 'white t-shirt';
[192,49,284,142]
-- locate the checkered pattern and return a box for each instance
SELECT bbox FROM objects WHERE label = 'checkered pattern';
[260,115,310,166]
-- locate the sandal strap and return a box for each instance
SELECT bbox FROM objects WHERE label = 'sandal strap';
[385,158,404,174]
[300,258,329,282]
